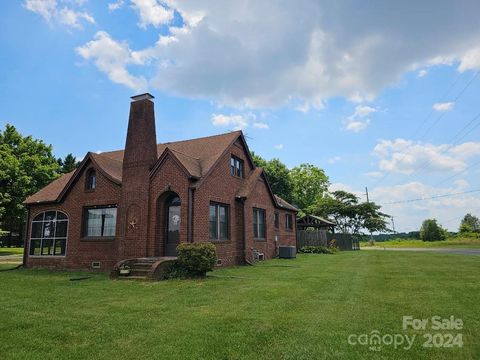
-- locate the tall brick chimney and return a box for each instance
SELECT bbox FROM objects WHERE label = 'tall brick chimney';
[117,93,157,258]
[123,93,157,167]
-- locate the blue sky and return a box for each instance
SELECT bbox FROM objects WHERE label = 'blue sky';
[2,1,480,232]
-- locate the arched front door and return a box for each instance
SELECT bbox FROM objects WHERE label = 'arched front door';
[165,195,181,256]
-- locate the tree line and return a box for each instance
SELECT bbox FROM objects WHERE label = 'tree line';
[251,152,390,235]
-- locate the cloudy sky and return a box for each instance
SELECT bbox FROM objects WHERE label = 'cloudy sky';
[2,0,480,232]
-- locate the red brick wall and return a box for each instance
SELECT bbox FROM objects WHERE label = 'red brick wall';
[25,161,121,271]
[25,137,297,271]
[147,155,190,257]
[193,139,296,266]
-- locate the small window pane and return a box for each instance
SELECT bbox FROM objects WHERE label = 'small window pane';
[33,213,44,221]
[44,211,56,221]
[54,239,66,256]
[209,205,217,239]
[86,170,96,190]
[56,221,68,238]
[219,206,228,239]
[43,221,55,238]
[274,213,279,228]
[41,239,54,255]
[253,209,259,238]
[31,222,43,238]
[103,208,117,236]
[258,210,265,238]
[30,239,41,255]
[86,209,102,237]
[57,212,67,220]
[236,160,243,178]
[230,157,236,175]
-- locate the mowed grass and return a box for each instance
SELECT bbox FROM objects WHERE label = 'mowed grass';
[1,252,479,360]
[361,236,480,249]
[0,247,24,256]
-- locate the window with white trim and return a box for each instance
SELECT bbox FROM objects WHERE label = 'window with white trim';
[29,211,68,256]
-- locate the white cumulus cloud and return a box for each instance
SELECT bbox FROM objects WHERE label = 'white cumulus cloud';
[70,1,480,109]
[130,0,174,29]
[23,0,95,28]
[211,113,249,130]
[76,31,147,91]
[433,102,455,112]
[373,139,480,175]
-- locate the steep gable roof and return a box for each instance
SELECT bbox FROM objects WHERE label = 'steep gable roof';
[237,167,298,212]
[25,131,242,204]
[24,171,75,204]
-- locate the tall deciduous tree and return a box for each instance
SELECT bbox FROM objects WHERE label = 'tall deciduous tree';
[314,190,390,235]
[420,219,446,241]
[289,163,329,212]
[459,213,479,233]
[0,124,60,245]
[250,152,293,203]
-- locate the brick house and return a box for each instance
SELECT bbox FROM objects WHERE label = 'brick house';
[23,94,297,271]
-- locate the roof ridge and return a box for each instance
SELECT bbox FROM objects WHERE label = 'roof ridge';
[92,152,123,163]
[168,148,201,160]
[160,130,241,146]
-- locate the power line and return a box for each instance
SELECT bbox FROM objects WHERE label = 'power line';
[373,71,479,189]
[396,109,480,183]
[381,188,480,205]
[433,157,480,188]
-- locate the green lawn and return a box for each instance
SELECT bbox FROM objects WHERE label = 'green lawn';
[0,247,24,256]
[361,237,480,249]
[1,252,479,359]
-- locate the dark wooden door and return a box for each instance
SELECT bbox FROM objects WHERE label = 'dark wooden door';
[165,196,180,256]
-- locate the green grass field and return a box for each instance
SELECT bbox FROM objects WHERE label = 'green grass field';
[361,236,480,249]
[1,251,479,359]
[0,247,24,256]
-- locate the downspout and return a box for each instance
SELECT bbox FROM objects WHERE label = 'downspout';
[22,207,30,267]
[240,198,253,265]
[187,187,194,243]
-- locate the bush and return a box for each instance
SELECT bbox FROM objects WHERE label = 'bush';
[176,242,217,278]
[299,245,336,254]
[420,219,447,241]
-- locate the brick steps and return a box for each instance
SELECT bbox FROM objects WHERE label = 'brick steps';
[111,257,177,280]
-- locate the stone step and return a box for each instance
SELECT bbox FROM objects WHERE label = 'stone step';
[116,275,148,280]
[132,263,153,270]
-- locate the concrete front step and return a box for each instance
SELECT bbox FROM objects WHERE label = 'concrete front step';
[111,257,178,280]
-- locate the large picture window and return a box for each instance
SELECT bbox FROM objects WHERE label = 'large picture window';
[29,211,68,256]
[209,203,229,241]
[253,208,266,239]
[83,206,117,238]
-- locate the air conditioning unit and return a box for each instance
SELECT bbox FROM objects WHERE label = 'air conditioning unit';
[258,253,265,261]
[279,246,296,259]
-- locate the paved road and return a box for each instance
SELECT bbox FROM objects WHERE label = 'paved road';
[362,247,480,256]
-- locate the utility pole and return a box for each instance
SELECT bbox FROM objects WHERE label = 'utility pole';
[391,216,396,234]
[365,186,373,243]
